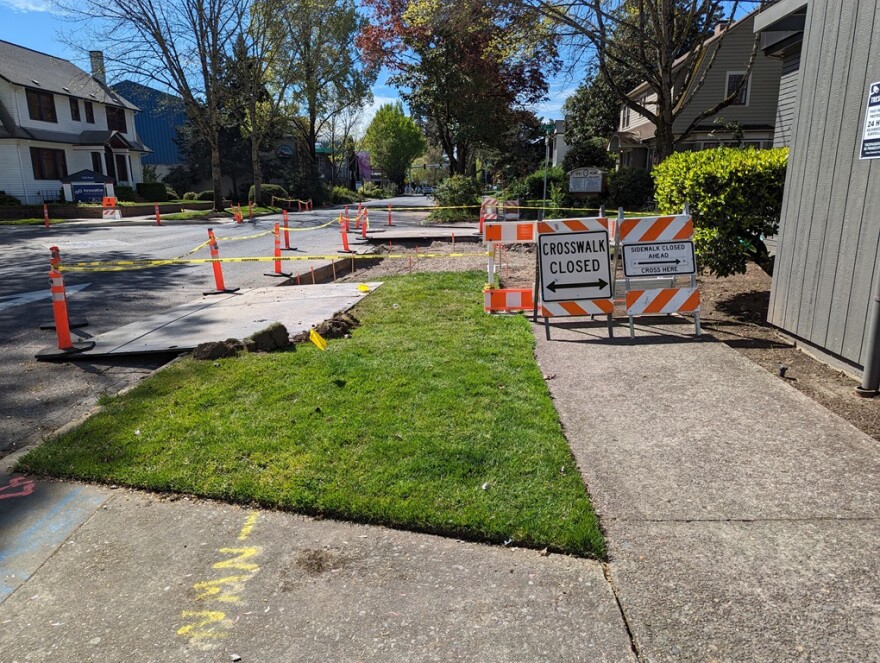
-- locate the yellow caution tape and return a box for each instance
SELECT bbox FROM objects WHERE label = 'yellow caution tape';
[58,251,493,272]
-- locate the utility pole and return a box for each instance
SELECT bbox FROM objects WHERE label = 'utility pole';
[541,119,554,221]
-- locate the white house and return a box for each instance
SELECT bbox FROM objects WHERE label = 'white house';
[0,41,149,204]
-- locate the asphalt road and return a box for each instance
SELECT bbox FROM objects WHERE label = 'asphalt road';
[0,195,433,457]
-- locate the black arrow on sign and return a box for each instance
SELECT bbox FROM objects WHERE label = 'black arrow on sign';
[637,258,681,266]
[547,278,608,293]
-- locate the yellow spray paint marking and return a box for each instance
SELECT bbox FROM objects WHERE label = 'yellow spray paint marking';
[238,512,259,540]
[177,512,263,646]
[214,547,261,571]
[176,611,229,639]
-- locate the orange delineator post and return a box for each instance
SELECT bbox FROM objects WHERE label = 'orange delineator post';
[248,203,254,222]
[35,246,95,358]
[297,200,303,213]
[154,203,161,226]
[355,203,363,229]
[479,206,485,235]
[282,209,291,250]
[344,205,349,226]
[387,203,393,226]
[340,215,353,253]
[361,209,369,239]
[43,204,50,228]
[265,222,290,277]
[49,247,72,349]
[308,199,313,211]
[203,228,240,295]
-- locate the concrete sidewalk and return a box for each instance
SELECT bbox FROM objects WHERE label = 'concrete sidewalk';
[533,317,880,661]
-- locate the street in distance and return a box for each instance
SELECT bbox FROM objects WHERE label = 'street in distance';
[538,231,612,302]
[622,241,696,277]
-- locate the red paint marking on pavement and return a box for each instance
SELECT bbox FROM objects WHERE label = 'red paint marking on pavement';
[0,477,37,500]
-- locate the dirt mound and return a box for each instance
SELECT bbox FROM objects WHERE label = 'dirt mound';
[291,312,360,344]
[193,323,290,360]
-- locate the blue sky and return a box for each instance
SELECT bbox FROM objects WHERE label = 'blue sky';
[0,0,575,127]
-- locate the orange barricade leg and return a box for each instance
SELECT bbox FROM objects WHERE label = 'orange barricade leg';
[265,222,292,277]
[203,228,241,295]
[35,247,95,359]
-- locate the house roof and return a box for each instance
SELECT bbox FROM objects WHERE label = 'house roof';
[0,122,150,152]
[0,40,137,111]
[626,8,761,97]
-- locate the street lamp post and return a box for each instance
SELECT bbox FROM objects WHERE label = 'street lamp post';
[541,120,553,221]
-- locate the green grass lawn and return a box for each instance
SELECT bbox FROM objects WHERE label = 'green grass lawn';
[161,206,279,221]
[17,272,603,557]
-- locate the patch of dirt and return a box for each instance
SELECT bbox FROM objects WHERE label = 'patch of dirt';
[341,241,880,442]
[294,549,348,575]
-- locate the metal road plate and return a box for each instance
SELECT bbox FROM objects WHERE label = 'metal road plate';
[623,241,696,277]
[538,230,611,302]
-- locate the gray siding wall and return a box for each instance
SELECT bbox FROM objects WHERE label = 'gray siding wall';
[772,51,801,147]
[673,13,783,134]
[768,0,880,368]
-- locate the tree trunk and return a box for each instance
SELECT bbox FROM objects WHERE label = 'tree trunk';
[251,133,262,206]
[653,116,676,164]
[250,98,262,206]
[210,128,223,211]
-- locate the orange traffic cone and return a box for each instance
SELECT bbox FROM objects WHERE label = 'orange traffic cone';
[265,222,292,277]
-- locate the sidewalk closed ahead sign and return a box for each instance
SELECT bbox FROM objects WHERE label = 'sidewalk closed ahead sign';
[539,230,612,302]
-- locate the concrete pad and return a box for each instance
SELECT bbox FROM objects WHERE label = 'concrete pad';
[605,519,880,662]
[0,493,636,662]
[0,468,109,604]
[363,227,481,242]
[532,319,880,521]
[78,282,382,357]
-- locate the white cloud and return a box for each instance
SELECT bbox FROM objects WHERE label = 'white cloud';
[0,0,54,12]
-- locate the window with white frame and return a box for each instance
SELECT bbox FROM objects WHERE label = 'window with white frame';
[621,104,631,128]
[726,72,750,106]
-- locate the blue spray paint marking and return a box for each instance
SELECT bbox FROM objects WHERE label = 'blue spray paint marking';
[0,484,107,603]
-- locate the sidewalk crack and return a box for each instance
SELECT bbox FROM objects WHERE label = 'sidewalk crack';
[601,562,643,662]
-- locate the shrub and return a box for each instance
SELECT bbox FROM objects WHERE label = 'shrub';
[606,168,655,211]
[0,191,21,205]
[652,147,788,276]
[505,166,566,201]
[248,183,288,207]
[360,181,385,199]
[182,191,198,201]
[330,186,364,205]
[165,184,180,200]
[196,190,214,201]
[136,182,169,202]
[115,185,135,202]
[430,175,482,222]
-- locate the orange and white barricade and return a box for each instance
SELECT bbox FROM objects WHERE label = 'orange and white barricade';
[535,216,616,339]
[484,288,534,313]
[502,199,520,221]
[483,220,536,245]
[619,212,700,337]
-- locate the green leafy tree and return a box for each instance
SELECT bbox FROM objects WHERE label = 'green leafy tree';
[282,0,376,201]
[362,103,426,188]
[359,0,559,175]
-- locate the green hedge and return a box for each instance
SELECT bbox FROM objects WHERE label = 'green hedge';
[652,147,788,276]
[136,182,169,202]
[195,190,214,202]
[249,183,288,207]
[505,166,566,201]
[116,185,135,202]
[607,168,654,211]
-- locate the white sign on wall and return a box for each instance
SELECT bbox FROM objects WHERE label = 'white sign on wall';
[538,230,612,302]
[861,81,880,160]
